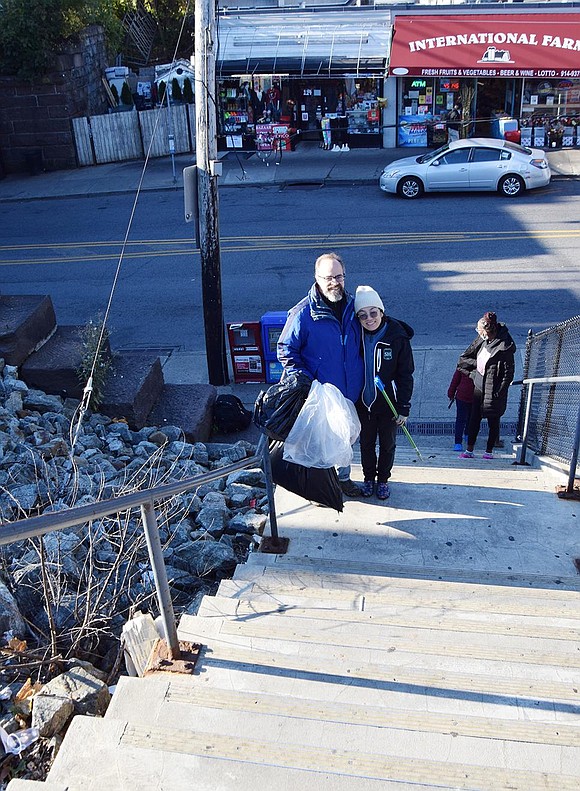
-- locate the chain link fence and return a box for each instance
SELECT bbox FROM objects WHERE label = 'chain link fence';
[517,316,580,463]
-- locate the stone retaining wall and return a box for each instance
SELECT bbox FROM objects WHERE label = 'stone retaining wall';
[0,25,108,174]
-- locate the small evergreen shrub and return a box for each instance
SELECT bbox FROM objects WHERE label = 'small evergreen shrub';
[120,82,134,107]
[182,78,194,104]
[158,81,166,105]
[171,78,182,103]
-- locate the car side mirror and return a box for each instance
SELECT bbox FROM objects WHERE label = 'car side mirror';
[431,160,440,167]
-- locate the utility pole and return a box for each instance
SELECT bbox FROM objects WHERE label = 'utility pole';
[194,0,229,385]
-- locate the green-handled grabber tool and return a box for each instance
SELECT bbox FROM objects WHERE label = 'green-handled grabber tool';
[374,375,423,461]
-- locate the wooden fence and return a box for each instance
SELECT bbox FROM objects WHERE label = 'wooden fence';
[72,104,196,167]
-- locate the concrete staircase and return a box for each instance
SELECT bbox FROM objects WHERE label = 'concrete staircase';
[8,444,580,791]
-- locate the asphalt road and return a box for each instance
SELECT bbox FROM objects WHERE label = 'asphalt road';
[2,180,579,353]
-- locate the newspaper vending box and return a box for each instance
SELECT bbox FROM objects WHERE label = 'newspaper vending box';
[226,321,266,383]
[261,311,287,383]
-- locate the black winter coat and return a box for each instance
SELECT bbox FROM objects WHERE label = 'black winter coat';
[457,323,516,418]
[357,317,414,418]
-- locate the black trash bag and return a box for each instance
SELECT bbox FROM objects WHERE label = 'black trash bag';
[269,441,343,513]
[254,371,312,442]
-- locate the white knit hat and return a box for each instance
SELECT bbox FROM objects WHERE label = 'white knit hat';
[354,285,384,314]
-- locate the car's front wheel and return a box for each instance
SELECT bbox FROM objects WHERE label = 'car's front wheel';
[397,176,424,199]
[499,174,524,197]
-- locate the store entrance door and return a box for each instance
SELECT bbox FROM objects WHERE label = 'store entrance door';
[475,79,515,137]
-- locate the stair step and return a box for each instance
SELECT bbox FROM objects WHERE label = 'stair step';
[148,382,217,443]
[44,714,456,791]
[218,577,579,619]
[244,554,580,592]
[195,593,580,645]
[238,557,580,593]
[99,350,163,429]
[45,714,579,791]
[172,631,580,723]
[181,607,580,687]
[20,324,111,399]
[101,675,580,777]
[0,294,56,366]
[108,674,580,750]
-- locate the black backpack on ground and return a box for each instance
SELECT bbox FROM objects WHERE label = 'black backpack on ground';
[213,395,252,433]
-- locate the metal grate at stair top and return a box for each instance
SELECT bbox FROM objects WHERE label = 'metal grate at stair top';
[404,420,518,436]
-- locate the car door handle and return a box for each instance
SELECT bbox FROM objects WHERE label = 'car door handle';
[459,168,468,172]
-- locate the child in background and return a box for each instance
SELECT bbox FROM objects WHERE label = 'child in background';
[354,286,414,500]
[447,368,475,451]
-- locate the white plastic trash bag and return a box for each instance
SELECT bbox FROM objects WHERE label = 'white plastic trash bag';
[283,381,360,469]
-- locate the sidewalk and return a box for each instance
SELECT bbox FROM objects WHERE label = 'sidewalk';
[160,346,523,443]
[0,141,578,203]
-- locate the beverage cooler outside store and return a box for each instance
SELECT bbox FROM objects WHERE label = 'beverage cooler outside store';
[389,12,580,149]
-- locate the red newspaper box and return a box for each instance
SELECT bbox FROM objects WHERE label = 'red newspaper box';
[226,321,266,383]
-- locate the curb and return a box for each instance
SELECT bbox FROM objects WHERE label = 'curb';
[0,173,573,204]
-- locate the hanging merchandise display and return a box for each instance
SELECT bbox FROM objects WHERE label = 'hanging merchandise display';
[218,75,299,151]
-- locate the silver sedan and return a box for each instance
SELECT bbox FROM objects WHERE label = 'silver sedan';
[379,137,551,199]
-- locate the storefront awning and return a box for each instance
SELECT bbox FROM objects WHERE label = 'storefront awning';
[389,14,580,78]
[217,10,392,77]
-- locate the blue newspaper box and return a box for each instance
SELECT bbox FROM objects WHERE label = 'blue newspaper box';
[261,311,287,383]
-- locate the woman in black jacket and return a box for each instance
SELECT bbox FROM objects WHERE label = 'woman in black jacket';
[457,311,516,459]
[354,286,414,499]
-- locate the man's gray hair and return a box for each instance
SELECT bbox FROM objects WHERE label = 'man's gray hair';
[314,252,345,275]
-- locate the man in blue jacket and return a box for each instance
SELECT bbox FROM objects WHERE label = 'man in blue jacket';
[277,252,364,497]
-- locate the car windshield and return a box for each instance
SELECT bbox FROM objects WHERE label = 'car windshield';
[504,140,533,156]
[417,145,450,164]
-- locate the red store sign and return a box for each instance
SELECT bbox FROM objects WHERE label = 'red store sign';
[389,14,580,79]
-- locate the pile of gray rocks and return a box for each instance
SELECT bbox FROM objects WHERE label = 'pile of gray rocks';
[0,358,269,669]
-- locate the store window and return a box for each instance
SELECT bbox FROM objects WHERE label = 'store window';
[293,77,381,148]
[522,78,580,120]
[345,78,380,142]
[218,75,298,150]
[521,78,580,149]
[398,77,473,147]
[398,77,436,147]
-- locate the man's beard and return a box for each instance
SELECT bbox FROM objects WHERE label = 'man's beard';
[324,285,344,302]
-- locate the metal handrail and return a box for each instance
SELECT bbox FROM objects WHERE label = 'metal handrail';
[515,375,580,495]
[0,434,277,660]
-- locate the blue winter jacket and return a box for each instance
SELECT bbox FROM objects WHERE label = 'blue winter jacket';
[277,283,364,403]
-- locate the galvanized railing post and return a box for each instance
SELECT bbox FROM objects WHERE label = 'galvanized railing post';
[140,499,181,659]
[516,381,534,466]
[566,403,580,494]
[258,434,279,540]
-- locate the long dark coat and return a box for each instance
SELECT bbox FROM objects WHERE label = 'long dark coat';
[457,324,516,418]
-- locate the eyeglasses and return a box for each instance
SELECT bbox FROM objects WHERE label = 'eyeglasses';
[317,274,344,283]
[357,309,381,320]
